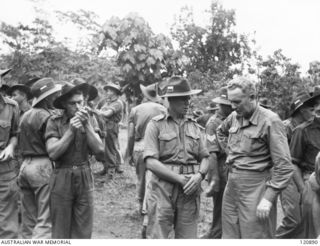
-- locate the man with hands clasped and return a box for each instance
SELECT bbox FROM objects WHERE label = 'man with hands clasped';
[143,76,209,239]
[216,76,293,238]
[45,82,104,239]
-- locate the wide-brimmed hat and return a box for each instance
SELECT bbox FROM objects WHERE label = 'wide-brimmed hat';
[53,81,93,109]
[159,76,201,97]
[0,68,12,77]
[206,102,219,111]
[259,97,272,109]
[306,86,320,107]
[31,78,62,107]
[103,83,122,95]
[140,83,160,102]
[289,91,313,116]
[8,84,33,100]
[212,87,231,105]
[0,85,10,94]
[71,78,98,101]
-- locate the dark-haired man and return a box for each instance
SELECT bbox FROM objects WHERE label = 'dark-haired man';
[45,82,104,238]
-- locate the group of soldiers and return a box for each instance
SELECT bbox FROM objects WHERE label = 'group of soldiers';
[125,75,320,239]
[0,68,125,239]
[0,65,320,239]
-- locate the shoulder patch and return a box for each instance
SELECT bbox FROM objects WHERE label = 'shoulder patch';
[152,114,166,121]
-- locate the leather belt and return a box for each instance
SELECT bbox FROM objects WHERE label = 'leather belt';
[166,164,200,174]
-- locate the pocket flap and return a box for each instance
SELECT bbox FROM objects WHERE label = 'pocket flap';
[186,131,200,140]
[0,120,11,128]
[229,126,238,134]
[159,132,177,141]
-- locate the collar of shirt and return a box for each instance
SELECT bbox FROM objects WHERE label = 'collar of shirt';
[165,111,193,125]
[61,113,71,125]
[237,105,260,128]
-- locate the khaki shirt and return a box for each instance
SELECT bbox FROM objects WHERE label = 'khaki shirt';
[100,98,123,132]
[290,117,320,173]
[0,96,19,150]
[128,102,166,141]
[45,113,99,167]
[283,117,300,144]
[143,113,209,166]
[19,108,52,157]
[216,105,293,201]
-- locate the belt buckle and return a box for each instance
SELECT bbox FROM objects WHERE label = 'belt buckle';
[72,165,78,170]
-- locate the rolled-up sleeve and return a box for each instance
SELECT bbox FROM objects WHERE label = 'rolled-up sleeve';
[265,118,293,202]
[45,117,60,141]
[143,120,160,161]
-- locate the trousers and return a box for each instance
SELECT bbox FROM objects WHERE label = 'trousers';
[133,141,145,202]
[222,168,277,238]
[18,156,52,239]
[0,170,19,239]
[104,128,121,169]
[276,178,301,238]
[50,165,94,239]
[146,173,200,239]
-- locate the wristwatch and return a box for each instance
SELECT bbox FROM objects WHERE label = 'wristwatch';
[198,170,206,180]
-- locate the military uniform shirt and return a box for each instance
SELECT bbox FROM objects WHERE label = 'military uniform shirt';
[216,105,293,201]
[283,117,299,144]
[19,108,52,157]
[143,112,209,165]
[290,117,320,173]
[128,102,166,141]
[45,113,99,167]
[100,98,123,132]
[0,96,19,150]
[206,111,225,153]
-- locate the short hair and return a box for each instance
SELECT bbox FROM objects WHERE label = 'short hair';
[227,76,257,96]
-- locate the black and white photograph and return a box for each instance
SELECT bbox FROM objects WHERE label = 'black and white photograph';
[0,0,320,242]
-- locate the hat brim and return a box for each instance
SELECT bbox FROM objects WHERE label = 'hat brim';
[304,94,320,108]
[32,84,62,107]
[206,106,219,111]
[53,83,89,109]
[103,85,122,95]
[0,68,12,77]
[140,84,160,102]
[8,85,33,100]
[77,83,98,101]
[212,97,231,106]
[159,89,201,98]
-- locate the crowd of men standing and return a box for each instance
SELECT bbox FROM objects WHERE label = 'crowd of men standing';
[0,66,320,239]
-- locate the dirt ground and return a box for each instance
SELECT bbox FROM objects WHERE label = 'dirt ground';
[91,128,283,239]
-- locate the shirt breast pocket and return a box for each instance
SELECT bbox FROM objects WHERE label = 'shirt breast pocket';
[0,120,11,145]
[228,126,240,148]
[159,132,178,157]
[185,131,200,154]
[242,132,264,154]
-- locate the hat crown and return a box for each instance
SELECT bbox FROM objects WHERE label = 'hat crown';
[31,78,56,98]
[289,91,312,115]
[218,87,228,99]
[163,77,192,95]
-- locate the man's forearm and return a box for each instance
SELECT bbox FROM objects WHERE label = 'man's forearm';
[8,136,18,150]
[207,153,219,183]
[199,157,209,176]
[85,123,104,156]
[46,129,74,160]
[146,157,185,185]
